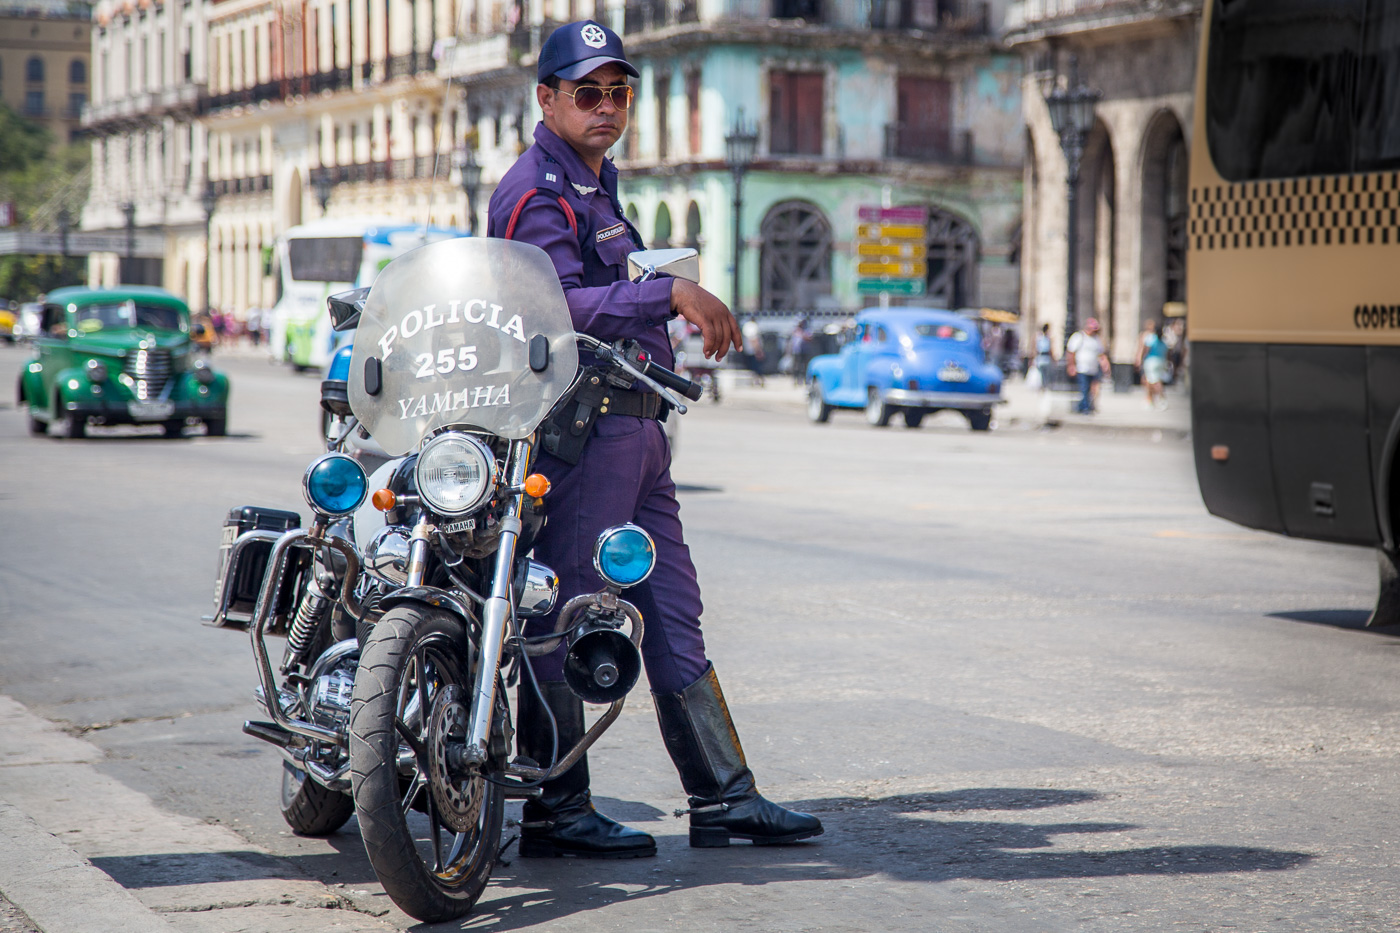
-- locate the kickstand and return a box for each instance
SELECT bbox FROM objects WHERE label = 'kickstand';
[496,832,519,867]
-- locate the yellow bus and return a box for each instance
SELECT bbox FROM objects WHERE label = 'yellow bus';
[1190,0,1400,624]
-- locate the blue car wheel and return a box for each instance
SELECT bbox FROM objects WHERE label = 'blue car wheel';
[865,388,892,428]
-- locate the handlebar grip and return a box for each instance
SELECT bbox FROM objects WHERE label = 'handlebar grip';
[642,359,704,402]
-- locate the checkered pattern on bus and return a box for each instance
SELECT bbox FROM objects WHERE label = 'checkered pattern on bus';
[1190,173,1400,251]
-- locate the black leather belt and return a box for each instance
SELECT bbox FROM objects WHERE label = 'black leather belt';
[600,389,665,419]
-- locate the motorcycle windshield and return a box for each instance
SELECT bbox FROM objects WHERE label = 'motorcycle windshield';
[348,238,580,456]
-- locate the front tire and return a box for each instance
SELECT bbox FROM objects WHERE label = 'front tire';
[865,388,892,428]
[280,761,354,836]
[902,409,925,428]
[161,419,186,438]
[57,400,85,439]
[349,606,503,923]
[965,409,993,432]
[806,385,832,423]
[204,416,227,437]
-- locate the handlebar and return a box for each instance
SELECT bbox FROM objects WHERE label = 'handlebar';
[638,355,704,402]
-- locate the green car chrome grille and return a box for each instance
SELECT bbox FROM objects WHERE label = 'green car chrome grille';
[125,348,171,399]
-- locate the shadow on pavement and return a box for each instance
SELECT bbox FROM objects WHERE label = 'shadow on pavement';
[442,786,1312,932]
[87,787,1312,931]
[1268,609,1400,634]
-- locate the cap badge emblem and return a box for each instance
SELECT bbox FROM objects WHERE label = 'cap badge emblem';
[580,23,607,48]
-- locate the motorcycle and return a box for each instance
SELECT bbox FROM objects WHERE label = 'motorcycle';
[209,238,704,922]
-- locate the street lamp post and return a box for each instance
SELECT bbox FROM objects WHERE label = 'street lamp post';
[313,169,334,215]
[121,201,136,284]
[456,147,483,235]
[1043,57,1101,348]
[724,109,759,315]
[57,208,72,260]
[201,183,219,314]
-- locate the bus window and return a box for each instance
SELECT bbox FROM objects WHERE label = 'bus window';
[287,237,363,283]
[1356,4,1400,171]
[1206,0,1361,181]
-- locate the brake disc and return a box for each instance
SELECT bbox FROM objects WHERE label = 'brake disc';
[427,685,485,833]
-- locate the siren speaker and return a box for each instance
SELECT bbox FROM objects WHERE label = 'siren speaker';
[563,628,641,704]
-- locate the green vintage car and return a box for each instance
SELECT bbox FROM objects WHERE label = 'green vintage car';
[17,286,230,438]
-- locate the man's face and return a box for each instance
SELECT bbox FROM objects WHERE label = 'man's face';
[538,63,630,162]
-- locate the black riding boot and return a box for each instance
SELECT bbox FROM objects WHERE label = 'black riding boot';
[654,664,823,848]
[516,680,656,859]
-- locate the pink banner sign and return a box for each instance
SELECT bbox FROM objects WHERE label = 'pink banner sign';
[857,205,929,224]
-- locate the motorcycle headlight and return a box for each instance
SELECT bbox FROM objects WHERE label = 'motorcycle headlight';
[593,524,656,588]
[85,358,108,382]
[415,434,496,516]
[303,453,368,516]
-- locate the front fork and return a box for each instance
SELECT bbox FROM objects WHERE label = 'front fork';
[403,439,534,766]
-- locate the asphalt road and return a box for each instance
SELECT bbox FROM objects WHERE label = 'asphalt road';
[1,342,1398,932]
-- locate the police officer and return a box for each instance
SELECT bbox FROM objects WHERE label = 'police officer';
[486,20,822,859]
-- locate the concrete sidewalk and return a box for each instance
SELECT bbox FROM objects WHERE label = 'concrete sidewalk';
[704,367,1192,438]
[0,696,396,933]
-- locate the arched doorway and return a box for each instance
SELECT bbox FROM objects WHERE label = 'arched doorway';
[684,201,701,249]
[1140,110,1188,331]
[1075,120,1115,345]
[654,203,672,247]
[759,201,832,312]
[925,207,980,309]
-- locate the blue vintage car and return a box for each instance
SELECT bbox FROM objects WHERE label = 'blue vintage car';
[805,308,1003,430]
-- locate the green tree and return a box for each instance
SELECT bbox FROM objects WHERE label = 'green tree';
[0,105,89,300]
[0,103,51,173]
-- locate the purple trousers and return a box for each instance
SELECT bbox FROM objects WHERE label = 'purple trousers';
[526,414,709,695]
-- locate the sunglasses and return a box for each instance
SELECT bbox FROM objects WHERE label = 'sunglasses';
[557,83,635,112]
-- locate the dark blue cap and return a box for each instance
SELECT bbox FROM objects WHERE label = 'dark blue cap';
[537,20,639,83]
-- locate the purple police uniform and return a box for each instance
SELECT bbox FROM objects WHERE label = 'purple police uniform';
[486,123,708,695]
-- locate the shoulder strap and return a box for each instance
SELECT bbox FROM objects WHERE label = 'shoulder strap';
[504,157,579,241]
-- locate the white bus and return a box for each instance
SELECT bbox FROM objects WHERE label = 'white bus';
[268,219,469,370]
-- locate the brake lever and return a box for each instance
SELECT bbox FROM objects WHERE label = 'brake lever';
[576,334,688,415]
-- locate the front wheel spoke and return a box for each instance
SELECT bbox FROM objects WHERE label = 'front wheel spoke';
[395,717,429,767]
[444,831,468,870]
[400,771,425,815]
[426,790,445,872]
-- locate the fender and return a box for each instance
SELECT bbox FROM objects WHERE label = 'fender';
[379,586,479,629]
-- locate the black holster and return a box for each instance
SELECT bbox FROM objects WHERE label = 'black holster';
[541,368,668,465]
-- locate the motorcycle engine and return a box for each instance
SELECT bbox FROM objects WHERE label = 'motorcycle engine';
[309,667,355,732]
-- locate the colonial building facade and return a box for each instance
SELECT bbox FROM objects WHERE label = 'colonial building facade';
[84,0,472,313]
[0,0,91,148]
[447,0,1025,318]
[83,0,1024,324]
[1006,0,1199,363]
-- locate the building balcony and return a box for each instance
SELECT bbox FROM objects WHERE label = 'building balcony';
[867,0,989,33]
[622,0,700,35]
[201,80,286,114]
[438,32,510,79]
[386,52,434,80]
[1005,0,1201,38]
[884,124,975,164]
[211,175,273,196]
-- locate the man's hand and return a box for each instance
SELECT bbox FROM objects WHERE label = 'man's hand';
[671,280,743,361]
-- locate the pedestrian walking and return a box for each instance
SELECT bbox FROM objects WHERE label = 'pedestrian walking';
[1065,318,1111,414]
[485,18,821,860]
[1032,323,1054,391]
[741,315,765,386]
[1135,318,1169,410]
[787,316,813,384]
